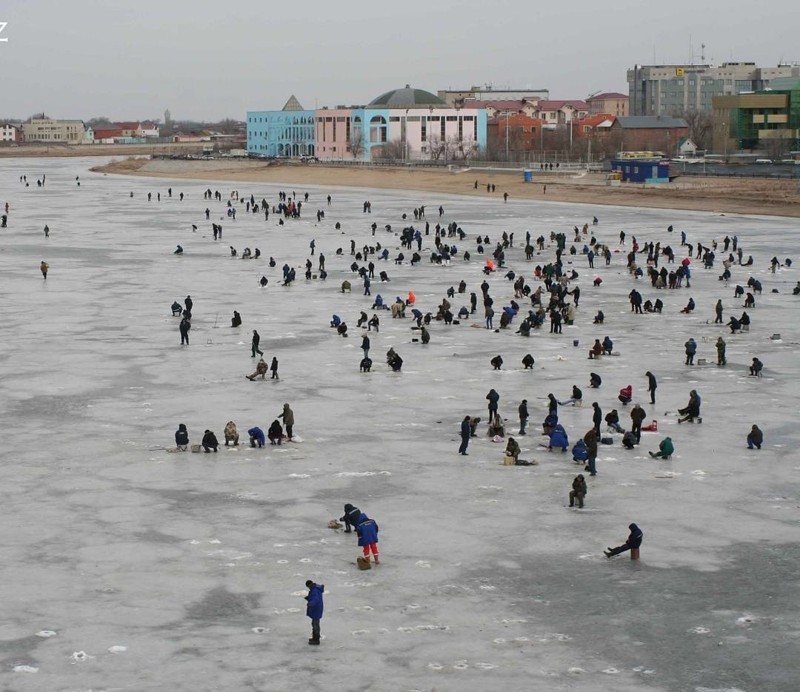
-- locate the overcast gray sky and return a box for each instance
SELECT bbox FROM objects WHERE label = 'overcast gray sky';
[2,0,798,121]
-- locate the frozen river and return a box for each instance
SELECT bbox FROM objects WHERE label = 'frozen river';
[0,157,798,691]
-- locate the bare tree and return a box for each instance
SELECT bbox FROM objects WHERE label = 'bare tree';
[453,136,478,161]
[681,110,714,151]
[374,138,405,160]
[427,133,445,161]
[350,128,364,160]
[763,133,793,161]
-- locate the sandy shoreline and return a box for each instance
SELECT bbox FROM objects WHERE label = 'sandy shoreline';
[91,158,800,218]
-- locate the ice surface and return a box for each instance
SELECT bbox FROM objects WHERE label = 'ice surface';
[0,157,798,691]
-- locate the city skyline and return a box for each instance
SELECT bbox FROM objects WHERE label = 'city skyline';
[2,0,799,121]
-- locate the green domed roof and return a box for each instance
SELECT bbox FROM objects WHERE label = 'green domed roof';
[369,85,446,108]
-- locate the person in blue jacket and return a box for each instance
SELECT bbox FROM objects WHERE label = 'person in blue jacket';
[330,314,341,328]
[605,523,643,558]
[248,426,266,448]
[542,411,558,435]
[356,513,380,564]
[549,423,569,452]
[304,580,324,645]
[572,438,588,463]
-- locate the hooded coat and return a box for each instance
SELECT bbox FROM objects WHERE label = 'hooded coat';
[627,523,643,548]
[175,424,189,446]
[572,439,589,461]
[549,424,569,450]
[356,514,379,546]
[306,583,324,620]
[280,404,294,427]
[340,503,361,525]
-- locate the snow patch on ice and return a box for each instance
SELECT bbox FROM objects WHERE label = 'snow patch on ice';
[108,645,127,653]
[13,665,39,673]
[35,630,57,638]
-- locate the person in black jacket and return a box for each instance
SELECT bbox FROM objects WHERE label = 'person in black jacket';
[518,400,529,435]
[340,503,361,533]
[179,317,191,345]
[592,402,602,434]
[605,523,643,557]
[202,429,219,453]
[486,389,500,421]
[175,424,189,451]
[747,425,763,450]
[459,416,471,455]
[645,371,657,404]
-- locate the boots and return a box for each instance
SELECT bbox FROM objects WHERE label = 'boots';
[308,638,320,645]
[373,555,380,565]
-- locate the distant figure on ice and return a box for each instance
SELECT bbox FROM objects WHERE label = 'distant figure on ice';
[747,424,763,450]
[202,429,219,453]
[648,437,674,459]
[40,261,49,280]
[340,503,362,533]
[247,358,268,381]
[569,474,587,508]
[305,580,324,645]
[174,423,189,451]
[604,523,643,558]
[224,421,239,446]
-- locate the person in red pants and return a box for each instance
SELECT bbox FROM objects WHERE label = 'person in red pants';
[356,513,380,564]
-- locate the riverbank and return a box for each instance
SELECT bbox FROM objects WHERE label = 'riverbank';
[92,158,800,218]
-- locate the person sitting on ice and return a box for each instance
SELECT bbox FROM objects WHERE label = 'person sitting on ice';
[749,357,763,377]
[680,297,695,313]
[174,245,184,255]
[174,423,189,451]
[549,423,569,452]
[330,314,342,328]
[618,385,632,406]
[542,411,558,436]
[602,336,614,355]
[247,426,265,448]
[505,436,521,463]
[589,372,602,388]
[202,429,219,453]
[678,390,701,424]
[572,438,589,463]
[371,294,385,310]
[247,358,268,381]
[171,301,183,316]
[488,414,505,438]
[622,430,638,449]
[268,419,284,445]
[649,437,674,459]
[605,409,624,433]
[593,310,604,324]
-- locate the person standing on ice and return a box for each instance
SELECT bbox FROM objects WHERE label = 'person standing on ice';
[179,316,191,345]
[356,513,380,564]
[40,261,49,280]
[684,338,697,365]
[279,403,295,440]
[251,330,264,358]
[304,580,324,645]
[716,337,727,366]
[486,389,500,423]
[645,371,657,404]
[459,416,471,455]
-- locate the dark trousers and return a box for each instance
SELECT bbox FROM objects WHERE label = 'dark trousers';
[608,542,633,556]
[459,435,469,454]
[311,619,320,641]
